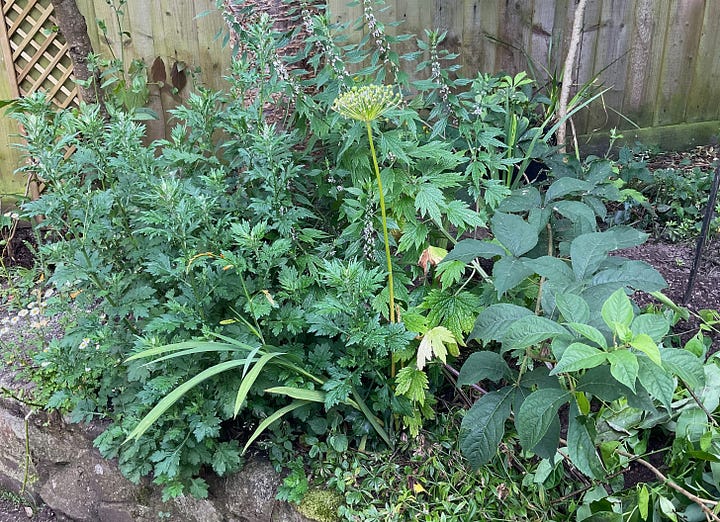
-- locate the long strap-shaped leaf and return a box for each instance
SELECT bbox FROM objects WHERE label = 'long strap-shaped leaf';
[351,387,392,448]
[125,340,253,362]
[124,358,252,443]
[265,386,393,448]
[137,346,242,366]
[242,400,310,455]
[265,386,327,403]
[233,352,285,417]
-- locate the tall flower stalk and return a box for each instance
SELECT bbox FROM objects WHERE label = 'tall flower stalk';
[333,85,401,329]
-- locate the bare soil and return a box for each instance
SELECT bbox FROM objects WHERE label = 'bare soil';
[0,496,57,522]
[618,238,720,351]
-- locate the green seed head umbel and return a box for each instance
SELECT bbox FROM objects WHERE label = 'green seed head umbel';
[332,84,401,123]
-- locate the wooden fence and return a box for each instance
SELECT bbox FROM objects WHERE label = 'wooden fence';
[0,0,230,197]
[330,0,720,150]
[2,0,720,196]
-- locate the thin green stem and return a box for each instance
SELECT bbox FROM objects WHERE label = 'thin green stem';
[366,121,397,381]
[366,122,395,325]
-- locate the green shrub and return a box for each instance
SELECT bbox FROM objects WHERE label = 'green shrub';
[10,0,641,513]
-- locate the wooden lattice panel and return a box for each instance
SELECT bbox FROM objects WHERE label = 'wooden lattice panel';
[0,0,78,108]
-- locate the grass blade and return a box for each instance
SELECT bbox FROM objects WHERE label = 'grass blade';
[233,352,285,417]
[139,346,243,366]
[351,387,393,448]
[242,400,309,455]
[265,386,327,403]
[125,341,238,362]
[124,358,249,443]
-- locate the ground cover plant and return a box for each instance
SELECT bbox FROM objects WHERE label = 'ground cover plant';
[614,143,720,242]
[3,1,720,520]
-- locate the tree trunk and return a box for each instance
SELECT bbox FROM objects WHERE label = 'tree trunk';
[50,0,107,116]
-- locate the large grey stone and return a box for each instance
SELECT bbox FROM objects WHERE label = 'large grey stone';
[0,395,313,522]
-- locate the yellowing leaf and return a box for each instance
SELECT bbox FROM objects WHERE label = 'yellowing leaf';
[417,245,447,276]
[412,482,426,494]
[261,289,278,307]
[417,326,459,370]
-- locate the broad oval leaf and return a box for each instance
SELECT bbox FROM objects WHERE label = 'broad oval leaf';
[516,388,570,451]
[524,256,575,283]
[442,239,506,264]
[637,357,675,410]
[630,334,661,366]
[460,389,514,469]
[676,407,707,443]
[567,322,608,349]
[662,348,705,389]
[545,177,593,203]
[469,304,533,342]
[550,343,607,374]
[601,288,634,331]
[493,256,534,296]
[632,314,670,343]
[591,261,667,292]
[497,185,542,212]
[570,227,649,280]
[607,350,639,392]
[576,366,626,401]
[556,293,590,324]
[502,315,569,351]
[567,401,605,479]
[552,200,597,233]
[491,212,538,257]
[532,415,560,460]
[457,351,512,386]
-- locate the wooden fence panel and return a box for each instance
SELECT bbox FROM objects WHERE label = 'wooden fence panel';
[687,1,720,123]
[75,0,231,142]
[3,0,720,197]
[329,0,720,142]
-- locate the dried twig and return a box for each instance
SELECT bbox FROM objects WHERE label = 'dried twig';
[616,449,720,521]
[556,0,589,152]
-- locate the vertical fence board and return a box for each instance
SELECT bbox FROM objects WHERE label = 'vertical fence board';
[529,0,557,83]
[459,0,484,77]
[473,0,501,74]
[621,0,670,128]
[686,1,720,122]
[573,0,602,134]
[126,1,167,141]
[496,1,531,74]
[584,0,634,132]
[195,0,228,85]
[654,0,705,126]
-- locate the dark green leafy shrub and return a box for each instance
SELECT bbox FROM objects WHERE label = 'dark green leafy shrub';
[10,0,626,511]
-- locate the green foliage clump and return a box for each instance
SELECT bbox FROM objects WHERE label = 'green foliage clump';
[11,1,720,520]
[614,144,720,241]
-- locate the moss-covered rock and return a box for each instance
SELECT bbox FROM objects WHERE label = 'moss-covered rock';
[298,489,343,522]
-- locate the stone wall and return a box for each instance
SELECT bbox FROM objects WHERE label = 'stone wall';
[0,396,311,522]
